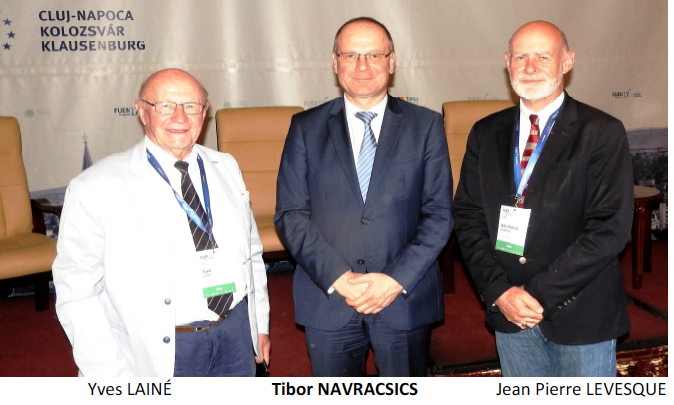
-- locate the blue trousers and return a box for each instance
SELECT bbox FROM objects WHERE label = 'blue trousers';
[305,312,431,377]
[495,324,617,377]
[174,299,256,377]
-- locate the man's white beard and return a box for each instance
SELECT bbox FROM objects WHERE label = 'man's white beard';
[511,69,563,101]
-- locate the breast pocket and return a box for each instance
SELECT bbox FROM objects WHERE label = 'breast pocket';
[389,152,419,166]
[382,152,420,198]
[539,159,585,208]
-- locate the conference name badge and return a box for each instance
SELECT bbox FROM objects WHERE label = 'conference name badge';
[197,248,236,298]
[495,206,531,256]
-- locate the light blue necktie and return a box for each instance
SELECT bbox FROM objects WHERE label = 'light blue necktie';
[355,111,378,203]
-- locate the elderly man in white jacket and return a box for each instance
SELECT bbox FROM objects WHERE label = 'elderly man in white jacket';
[53,68,270,377]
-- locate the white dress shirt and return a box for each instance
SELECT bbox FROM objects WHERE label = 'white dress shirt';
[145,137,246,325]
[518,92,565,154]
[344,94,388,164]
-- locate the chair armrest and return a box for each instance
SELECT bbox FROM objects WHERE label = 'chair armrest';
[31,198,62,235]
[32,198,63,217]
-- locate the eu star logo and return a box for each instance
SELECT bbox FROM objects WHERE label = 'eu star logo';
[1,12,16,51]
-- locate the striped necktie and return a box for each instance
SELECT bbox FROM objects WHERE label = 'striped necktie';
[174,161,232,316]
[355,111,378,203]
[518,114,539,208]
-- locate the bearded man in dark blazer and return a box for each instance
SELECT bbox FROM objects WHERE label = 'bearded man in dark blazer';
[274,17,452,377]
[454,21,632,377]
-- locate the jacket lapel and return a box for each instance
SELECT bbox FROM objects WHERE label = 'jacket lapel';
[366,96,403,205]
[499,107,519,201]
[126,141,158,235]
[195,146,247,261]
[327,99,365,207]
[479,106,518,204]
[527,93,578,188]
[195,145,239,205]
[126,139,181,254]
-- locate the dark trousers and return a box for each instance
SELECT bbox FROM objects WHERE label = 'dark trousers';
[174,299,255,377]
[304,311,431,377]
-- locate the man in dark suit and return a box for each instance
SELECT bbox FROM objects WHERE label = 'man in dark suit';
[454,21,632,377]
[274,17,452,377]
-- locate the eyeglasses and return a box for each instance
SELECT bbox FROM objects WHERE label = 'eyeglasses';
[140,99,206,115]
[336,51,392,64]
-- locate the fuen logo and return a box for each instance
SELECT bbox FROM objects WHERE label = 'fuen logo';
[114,107,138,116]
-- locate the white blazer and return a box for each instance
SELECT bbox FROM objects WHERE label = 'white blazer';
[53,140,270,376]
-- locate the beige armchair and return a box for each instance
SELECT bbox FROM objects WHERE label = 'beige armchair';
[215,107,303,260]
[444,100,516,196]
[0,117,57,310]
[441,100,515,293]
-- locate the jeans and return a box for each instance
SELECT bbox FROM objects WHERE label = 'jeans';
[174,298,256,377]
[495,324,617,377]
[304,311,431,377]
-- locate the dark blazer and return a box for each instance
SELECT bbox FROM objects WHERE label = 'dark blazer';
[454,93,632,345]
[274,96,453,331]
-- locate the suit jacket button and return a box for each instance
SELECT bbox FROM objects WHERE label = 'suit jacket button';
[164,298,171,305]
[361,218,369,224]
[163,336,170,343]
[519,257,526,264]
[357,259,365,265]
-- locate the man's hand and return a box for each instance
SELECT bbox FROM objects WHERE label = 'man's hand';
[344,273,404,314]
[495,286,544,329]
[255,333,270,364]
[332,270,369,300]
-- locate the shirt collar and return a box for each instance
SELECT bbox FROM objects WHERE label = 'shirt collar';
[519,92,565,123]
[344,94,388,117]
[145,136,198,171]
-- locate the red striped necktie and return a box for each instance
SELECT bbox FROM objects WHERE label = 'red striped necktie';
[518,114,539,208]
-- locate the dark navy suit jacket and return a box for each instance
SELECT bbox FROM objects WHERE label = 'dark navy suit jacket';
[274,96,453,331]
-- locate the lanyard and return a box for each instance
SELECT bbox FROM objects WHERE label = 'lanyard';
[513,108,560,206]
[146,149,214,240]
